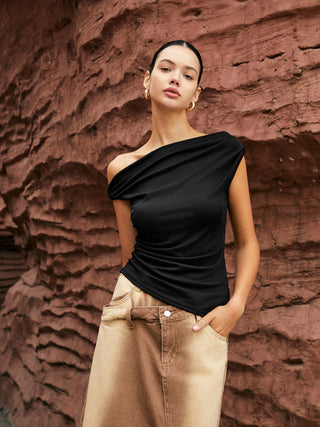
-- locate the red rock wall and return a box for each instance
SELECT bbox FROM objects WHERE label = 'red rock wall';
[0,198,28,306]
[0,0,319,425]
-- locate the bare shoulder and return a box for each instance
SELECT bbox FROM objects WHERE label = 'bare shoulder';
[107,151,141,184]
[107,154,127,184]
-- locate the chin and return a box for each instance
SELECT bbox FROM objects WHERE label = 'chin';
[154,99,185,112]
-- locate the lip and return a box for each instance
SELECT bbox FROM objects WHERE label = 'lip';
[164,87,180,97]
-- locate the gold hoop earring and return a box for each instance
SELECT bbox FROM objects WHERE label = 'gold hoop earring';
[145,89,150,100]
[186,101,195,111]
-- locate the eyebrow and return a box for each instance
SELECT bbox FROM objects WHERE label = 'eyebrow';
[158,59,198,75]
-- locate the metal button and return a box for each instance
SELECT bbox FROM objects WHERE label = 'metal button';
[164,310,171,317]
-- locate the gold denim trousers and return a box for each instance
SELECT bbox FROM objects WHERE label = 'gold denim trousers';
[80,272,228,427]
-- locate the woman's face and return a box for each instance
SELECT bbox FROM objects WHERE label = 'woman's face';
[144,45,202,111]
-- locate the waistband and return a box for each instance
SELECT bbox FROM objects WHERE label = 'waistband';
[102,304,195,325]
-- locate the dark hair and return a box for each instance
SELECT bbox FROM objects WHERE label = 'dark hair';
[149,40,203,85]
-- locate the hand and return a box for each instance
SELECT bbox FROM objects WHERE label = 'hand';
[192,299,245,337]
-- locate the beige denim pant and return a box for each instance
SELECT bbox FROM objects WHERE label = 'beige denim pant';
[80,272,228,427]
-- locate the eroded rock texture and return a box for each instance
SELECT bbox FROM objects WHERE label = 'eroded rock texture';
[0,199,28,307]
[0,0,319,426]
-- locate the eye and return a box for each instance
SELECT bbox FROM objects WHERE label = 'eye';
[161,67,171,72]
[185,74,194,80]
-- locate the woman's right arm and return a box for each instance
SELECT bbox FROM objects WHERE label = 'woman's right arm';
[107,156,137,267]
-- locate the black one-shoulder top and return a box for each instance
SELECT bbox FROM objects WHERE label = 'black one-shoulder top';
[107,131,246,316]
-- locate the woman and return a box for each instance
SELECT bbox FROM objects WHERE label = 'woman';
[80,40,260,427]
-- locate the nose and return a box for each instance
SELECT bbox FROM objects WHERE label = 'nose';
[170,77,180,87]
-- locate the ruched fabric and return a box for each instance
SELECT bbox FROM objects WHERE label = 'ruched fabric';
[107,131,246,317]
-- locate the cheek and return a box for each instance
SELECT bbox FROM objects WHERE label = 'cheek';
[150,73,165,92]
[184,84,198,99]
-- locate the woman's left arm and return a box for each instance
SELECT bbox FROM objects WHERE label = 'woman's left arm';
[193,156,260,335]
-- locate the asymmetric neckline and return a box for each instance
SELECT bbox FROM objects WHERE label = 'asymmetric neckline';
[107,130,247,317]
[108,130,226,188]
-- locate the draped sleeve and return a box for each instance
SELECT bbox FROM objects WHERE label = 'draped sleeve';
[223,134,246,190]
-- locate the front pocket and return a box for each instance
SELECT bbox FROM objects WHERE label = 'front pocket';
[195,314,228,342]
[205,324,228,342]
[108,274,137,306]
[109,286,136,305]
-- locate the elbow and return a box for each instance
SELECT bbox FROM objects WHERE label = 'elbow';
[235,235,260,254]
[235,239,260,268]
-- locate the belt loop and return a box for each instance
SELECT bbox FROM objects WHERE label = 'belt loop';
[126,308,135,329]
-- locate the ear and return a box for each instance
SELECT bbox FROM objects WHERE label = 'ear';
[143,70,151,90]
[192,86,201,103]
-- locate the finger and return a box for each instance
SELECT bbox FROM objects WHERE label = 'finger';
[192,316,213,331]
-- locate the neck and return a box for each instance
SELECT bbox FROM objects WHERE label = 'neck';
[147,103,199,148]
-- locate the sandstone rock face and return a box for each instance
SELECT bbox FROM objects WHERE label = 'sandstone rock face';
[0,198,28,307]
[0,0,319,426]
